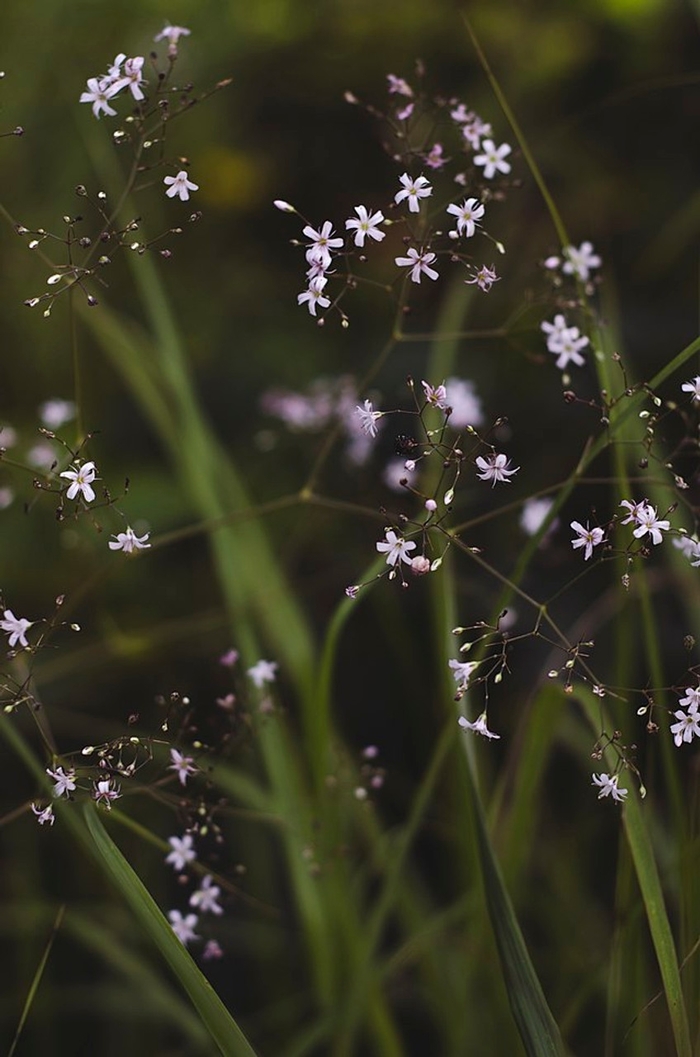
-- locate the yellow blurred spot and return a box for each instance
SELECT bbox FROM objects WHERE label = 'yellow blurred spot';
[198,147,269,210]
[594,0,664,15]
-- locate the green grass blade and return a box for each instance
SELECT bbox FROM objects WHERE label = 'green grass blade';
[82,804,260,1057]
[7,903,65,1057]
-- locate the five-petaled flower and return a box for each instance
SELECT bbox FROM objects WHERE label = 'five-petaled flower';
[591,773,628,802]
[421,380,449,409]
[79,77,120,118]
[473,140,512,179]
[168,910,200,946]
[465,264,499,292]
[376,529,416,567]
[395,248,439,284]
[164,170,199,202]
[446,198,484,238]
[394,173,433,213]
[570,520,605,560]
[47,766,77,798]
[1,609,32,648]
[345,206,385,248]
[458,713,500,740]
[631,504,670,546]
[169,748,198,786]
[189,874,224,915]
[562,242,601,282]
[60,461,98,503]
[248,659,278,688]
[475,452,519,486]
[166,833,197,871]
[303,221,343,269]
[355,399,382,437]
[679,686,700,711]
[297,276,331,317]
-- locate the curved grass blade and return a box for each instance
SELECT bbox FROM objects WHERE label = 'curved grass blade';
[7,903,65,1057]
[83,804,260,1057]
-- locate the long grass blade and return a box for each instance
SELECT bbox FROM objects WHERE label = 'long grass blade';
[7,903,65,1057]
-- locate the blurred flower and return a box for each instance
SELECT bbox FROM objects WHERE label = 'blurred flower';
[591,773,627,802]
[424,143,447,169]
[473,140,511,179]
[108,526,151,553]
[376,529,416,567]
[202,939,224,960]
[47,766,76,798]
[169,749,198,786]
[395,248,439,284]
[444,377,483,428]
[520,497,557,537]
[562,242,601,282]
[248,659,278,688]
[458,713,500,740]
[1,610,32,648]
[476,452,519,486]
[166,833,197,871]
[446,198,484,238]
[219,648,239,667]
[60,461,97,503]
[387,74,413,97]
[570,521,604,560]
[39,398,76,429]
[449,659,478,688]
[462,116,492,150]
[154,23,191,54]
[394,173,432,213]
[383,458,411,491]
[682,376,700,401]
[0,487,14,510]
[0,424,16,447]
[168,910,200,945]
[164,170,199,201]
[189,875,223,915]
[27,442,57,471]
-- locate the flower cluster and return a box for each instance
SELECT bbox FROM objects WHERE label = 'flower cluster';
[670,687,700,747]
[541,313,590,372]
[544,242,602,284]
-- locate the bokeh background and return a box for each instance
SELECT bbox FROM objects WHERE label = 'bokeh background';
[1,0,699,1054]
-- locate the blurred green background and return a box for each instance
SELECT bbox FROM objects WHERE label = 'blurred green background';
[1,0,699,1054]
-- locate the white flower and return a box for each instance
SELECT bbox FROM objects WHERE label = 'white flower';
[394,173,433,213]
[449,659,479,688]
[465,264,499,292]
[458,713,500,740]
[297,276,331,317]
[591,773,628,802]
[450,103,473,124]
[376,529,416,567]
[154,23,191,53]
[60,461,98,503]
[570,520,605,560]
[355,399,382,437]
[345,206,385,248]
[169,748,198,786]
[164,170,199,202]
[462,116,492,150]
[168,910,200,946]
[632,504,670,546]
[520,497,557,537]
[681,377,700,402]
[92,778,121,809]
[79,77,120,118]
[108,526,151,553]
[166,833,197,871]
[189,875,224,915]
[475,452,519,486]
[31,803,55,826]
[47,766,77,798]
[674,535,700,563]
[540,314,570,350]
[679,687,700,712]
[39,398,76,429]
[473,140,512,179]
[421,380,449,409]
[444,378,484,428]
[446,198,484,238]
[303,221,343,269]
[562,242,601,282]
[549,328,589,371]
[395,248,439,284]
[112,56,146,101]
[619,499,647,526]
[670,707,700,746]
[248,659,278,688]
[103,54,126,86]
[1,609,32,648]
